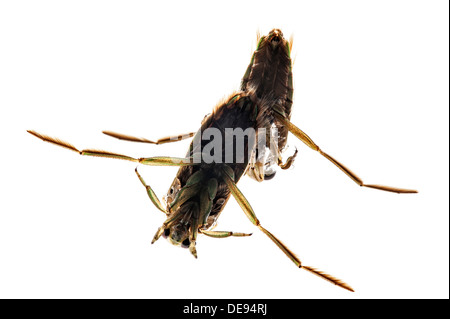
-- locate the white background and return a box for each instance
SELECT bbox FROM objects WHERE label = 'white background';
[0,0,448,299]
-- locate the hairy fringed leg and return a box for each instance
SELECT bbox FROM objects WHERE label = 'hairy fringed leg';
[27,130,196,167]
[102,130,195,145]
[272,114,418,194]
[221,166,354,292]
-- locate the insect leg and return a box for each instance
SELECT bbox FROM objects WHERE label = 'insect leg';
[222,169,354,292]
[245,151,265,182]
[269,131,298,170]
[199,230,252,238]
[28,130,197,167]
[102,130,195,145]
[134,167,167,214]
[272,114,418,194]
[278,148,298,170]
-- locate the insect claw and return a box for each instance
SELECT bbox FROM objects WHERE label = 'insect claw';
[189,244,198,259]
[151,226,164,244]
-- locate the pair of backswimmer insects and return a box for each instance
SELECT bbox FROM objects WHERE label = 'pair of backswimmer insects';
[28,29,417,292]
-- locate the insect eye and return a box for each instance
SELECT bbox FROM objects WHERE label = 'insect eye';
[162,228,171,239]
[181,238,190,248]
[169,187,174,195]
[264,171,276,180]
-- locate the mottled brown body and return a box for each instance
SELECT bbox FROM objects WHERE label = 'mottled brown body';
[161,92,261,255]
[241,29,295,181]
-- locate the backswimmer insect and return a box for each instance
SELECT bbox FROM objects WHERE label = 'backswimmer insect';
[28,29,417,292]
